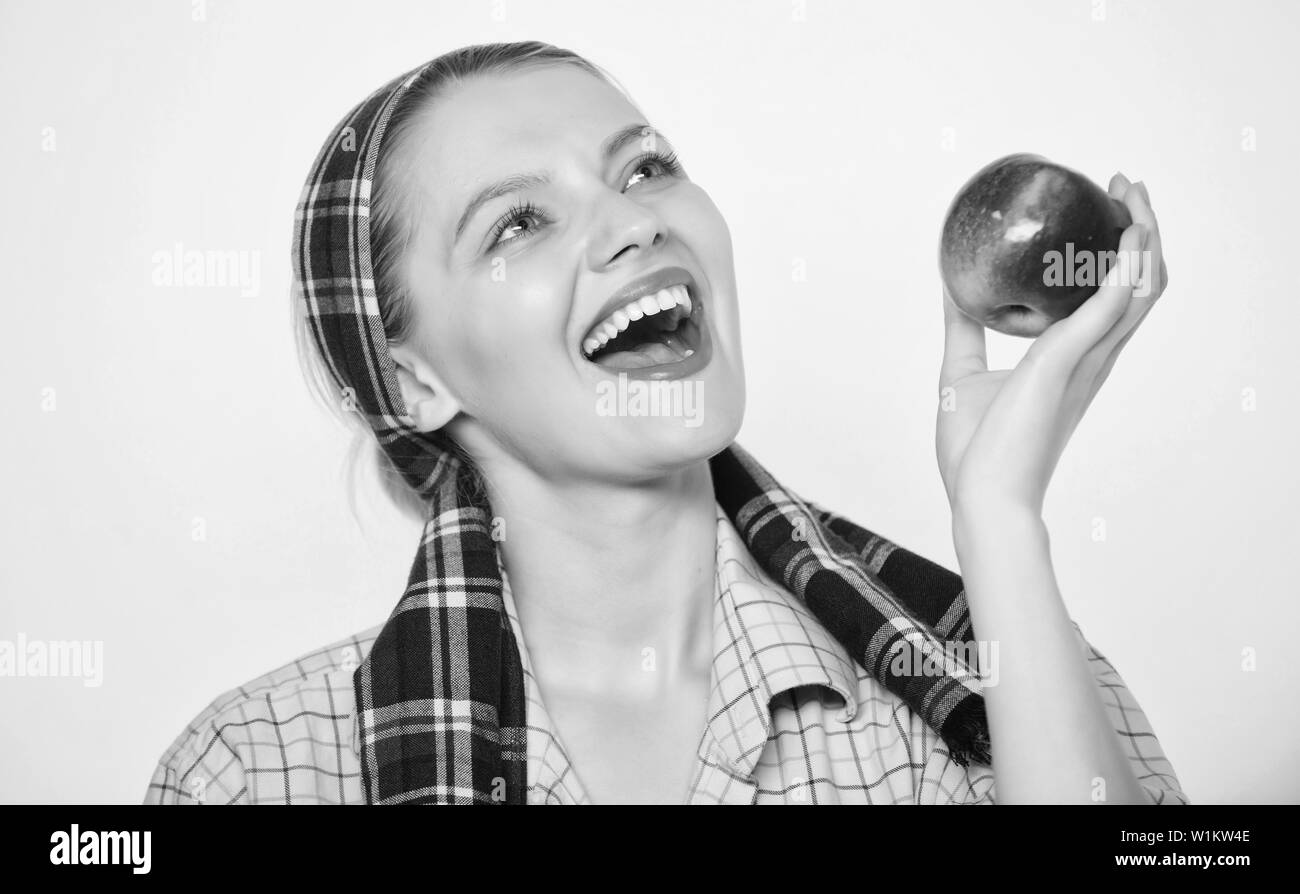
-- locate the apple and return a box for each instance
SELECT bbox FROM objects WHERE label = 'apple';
[938,153,1133,337]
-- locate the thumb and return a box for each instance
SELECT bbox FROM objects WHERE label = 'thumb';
[940,285,988,387]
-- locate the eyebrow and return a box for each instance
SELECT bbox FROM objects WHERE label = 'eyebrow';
[453,123,663,245]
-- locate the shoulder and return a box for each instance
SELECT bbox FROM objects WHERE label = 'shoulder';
[165,624,381,748]
[144,624,383,805]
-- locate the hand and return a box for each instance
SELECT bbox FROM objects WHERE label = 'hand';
[935,174,1169,519]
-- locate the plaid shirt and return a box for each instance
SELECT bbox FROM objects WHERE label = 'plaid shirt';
[143,503,1186,805]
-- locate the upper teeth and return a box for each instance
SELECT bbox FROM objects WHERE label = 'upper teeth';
[582,284,692,357]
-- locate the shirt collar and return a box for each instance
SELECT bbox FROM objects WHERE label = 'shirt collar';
[704,502,860,778]
[348,502,864,767]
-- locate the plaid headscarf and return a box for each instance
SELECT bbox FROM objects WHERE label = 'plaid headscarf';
[291,53,992,805]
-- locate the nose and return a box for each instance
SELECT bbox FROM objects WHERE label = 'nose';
[586,191,668,270]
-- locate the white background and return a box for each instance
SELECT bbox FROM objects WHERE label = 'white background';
[1,0,1296,804]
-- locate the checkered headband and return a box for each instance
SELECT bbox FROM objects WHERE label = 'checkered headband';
[291,58,465,502]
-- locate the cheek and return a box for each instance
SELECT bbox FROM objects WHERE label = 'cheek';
[436,267,574,410]
[678,192,739,327]
[678,187,733,260]
[678,188,740,330]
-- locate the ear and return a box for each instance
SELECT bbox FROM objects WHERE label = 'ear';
[389,344,462,433]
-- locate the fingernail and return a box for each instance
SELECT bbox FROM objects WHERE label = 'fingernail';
[1134,223,1148,246]
[1136,180,1150,202]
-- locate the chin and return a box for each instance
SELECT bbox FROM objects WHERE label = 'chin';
[616,389,745,479]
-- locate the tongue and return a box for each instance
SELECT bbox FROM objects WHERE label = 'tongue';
[596,331,690,370]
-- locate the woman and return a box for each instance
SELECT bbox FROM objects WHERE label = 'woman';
[145,41,1184,805]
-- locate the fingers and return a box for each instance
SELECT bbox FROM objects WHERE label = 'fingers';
[1113,177,1166,296]
[1121,181,1163,299]
[1069,177,1170,412]
[1109,172,1165,299]
[940,285,988,387]
[1086,179,1167,362]
[1030,221,1147,368]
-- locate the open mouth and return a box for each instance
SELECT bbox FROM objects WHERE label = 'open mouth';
[580,283,705,371]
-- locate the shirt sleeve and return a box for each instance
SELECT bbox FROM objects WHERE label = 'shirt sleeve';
[143,719,250,805]
[914,620,1188,805]
[1070,620,1188,804]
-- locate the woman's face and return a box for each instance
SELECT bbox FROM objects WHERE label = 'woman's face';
[392,64,745,485]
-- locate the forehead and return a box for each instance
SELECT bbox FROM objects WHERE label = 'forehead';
[412,65,642,238]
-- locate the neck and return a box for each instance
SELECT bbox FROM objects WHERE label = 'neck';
[477,456,718,699]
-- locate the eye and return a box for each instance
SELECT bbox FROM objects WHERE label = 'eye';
[489,200,546,248]
[624,150,685,190]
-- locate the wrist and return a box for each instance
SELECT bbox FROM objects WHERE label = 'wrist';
[951,499,1049,561]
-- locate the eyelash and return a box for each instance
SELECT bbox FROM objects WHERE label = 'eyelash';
[486,150,685,249]
[488,200,546,249]
[629,149,684,183]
